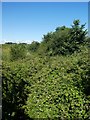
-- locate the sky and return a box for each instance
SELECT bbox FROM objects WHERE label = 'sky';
[1,0,89,2]
[2,2,88,44]
[0,2,2,43]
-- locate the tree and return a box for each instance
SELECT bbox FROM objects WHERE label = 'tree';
[40,19,87,56]
[69,19,87,44]
[41,26,70,55]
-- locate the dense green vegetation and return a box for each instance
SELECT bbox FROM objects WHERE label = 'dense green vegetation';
[2,20,90,119]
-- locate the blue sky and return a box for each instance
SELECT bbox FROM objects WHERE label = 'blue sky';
[2,2,88,43]
[0,2,2,43]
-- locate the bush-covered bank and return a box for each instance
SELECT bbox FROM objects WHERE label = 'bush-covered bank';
[2,20,90,119]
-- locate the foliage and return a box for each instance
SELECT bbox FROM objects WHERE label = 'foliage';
[39,20,87,56]
[2,44,90,119]
[2,61,30,119]
[24,46,90,119]
[10,44,26,61]
[2,20,90,119]
[28,41,40,52]
[2,44,11,61]
[69,20,87,44]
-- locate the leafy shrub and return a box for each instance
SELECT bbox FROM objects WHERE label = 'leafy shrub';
[10,44,26,60]
[23,46,90,119]
[28,41,40,52]
[2,45,90,119]
[2,62,30,119]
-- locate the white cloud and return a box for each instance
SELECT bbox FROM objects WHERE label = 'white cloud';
[1,39,34,44]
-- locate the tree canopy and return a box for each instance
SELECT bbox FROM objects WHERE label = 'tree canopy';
[39,19,87,56]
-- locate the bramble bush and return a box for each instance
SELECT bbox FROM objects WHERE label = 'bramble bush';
[2,20,90,119]
[2,61,30,119]
[2,45,90,119]
[10,44,26,61]
[23,47,90,119]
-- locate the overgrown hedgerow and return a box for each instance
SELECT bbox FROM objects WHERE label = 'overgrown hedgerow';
[2,20,90,119]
